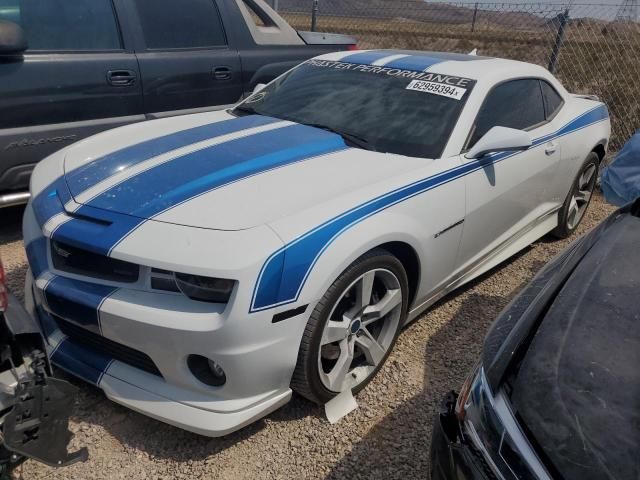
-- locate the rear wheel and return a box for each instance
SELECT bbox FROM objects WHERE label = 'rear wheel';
[291,249,409,404]
[552,152,599,239]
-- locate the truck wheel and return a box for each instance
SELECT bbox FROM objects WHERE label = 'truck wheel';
[291,248,408,404]
[552,152,599,239]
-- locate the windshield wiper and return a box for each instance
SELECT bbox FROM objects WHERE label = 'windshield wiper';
[304,123,374,151]
[232,104,257,117]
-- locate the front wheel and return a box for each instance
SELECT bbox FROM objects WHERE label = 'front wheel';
[291,248,409,404]
[552,152,599,239]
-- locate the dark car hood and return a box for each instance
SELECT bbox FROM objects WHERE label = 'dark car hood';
[509,207,640,480]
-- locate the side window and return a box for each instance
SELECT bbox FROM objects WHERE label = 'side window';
[0,0,121,51]
[469,79,546,148]
[540,81,564,119]
[132,0,226,50]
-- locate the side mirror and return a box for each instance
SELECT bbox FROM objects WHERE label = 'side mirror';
[0,20,27,55]
[465,126,532,159]
[253,83,267,94]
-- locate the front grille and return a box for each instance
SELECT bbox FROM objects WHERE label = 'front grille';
[55,317,162,378]
[51,240,139,283]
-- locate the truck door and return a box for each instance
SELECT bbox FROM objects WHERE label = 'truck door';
[0,0,144,195]
[123,0,243,117]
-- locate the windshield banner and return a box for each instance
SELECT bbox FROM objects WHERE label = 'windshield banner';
[306,59,475,93]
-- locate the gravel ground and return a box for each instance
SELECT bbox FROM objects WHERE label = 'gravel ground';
[0,193,616,480]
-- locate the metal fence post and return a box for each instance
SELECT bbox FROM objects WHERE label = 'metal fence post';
[272,0,278,11]
[311,0,319,31]
[471,2,478,32]
[548,8,569,73]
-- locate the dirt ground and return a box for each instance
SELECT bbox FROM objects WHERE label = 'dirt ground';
[0,193,616,480]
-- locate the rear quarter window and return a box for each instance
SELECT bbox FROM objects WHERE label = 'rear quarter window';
[540,80,564,119]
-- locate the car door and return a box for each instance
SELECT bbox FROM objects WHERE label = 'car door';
[0,0,144,195]
[456,78,562,272]
[123,0,243,117]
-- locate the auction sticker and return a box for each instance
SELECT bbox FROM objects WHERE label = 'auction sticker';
[406,79,467,100]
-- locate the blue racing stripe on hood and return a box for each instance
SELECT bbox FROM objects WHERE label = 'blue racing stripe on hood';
[65,115,279,198]
[84,123,347,217]
[52,123,349,256]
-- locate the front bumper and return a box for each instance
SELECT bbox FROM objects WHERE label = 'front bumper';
[26,268,299,437]
[430,393,493,480]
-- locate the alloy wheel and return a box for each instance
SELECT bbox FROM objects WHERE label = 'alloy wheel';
[317,268,402,392]
[567,163,597,230]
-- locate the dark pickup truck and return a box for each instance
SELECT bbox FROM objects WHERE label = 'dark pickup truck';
[0,0,355,207]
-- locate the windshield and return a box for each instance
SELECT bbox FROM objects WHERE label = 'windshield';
[234,59,475,159]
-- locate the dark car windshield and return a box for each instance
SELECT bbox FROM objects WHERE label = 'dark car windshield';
[233,59,475,159]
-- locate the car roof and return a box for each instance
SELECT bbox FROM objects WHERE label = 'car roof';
[313,49,557,88]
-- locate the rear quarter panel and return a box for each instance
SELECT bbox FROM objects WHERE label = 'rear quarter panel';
[552,98,610,202]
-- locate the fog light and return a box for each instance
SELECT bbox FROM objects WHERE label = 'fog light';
[187,355,227,387]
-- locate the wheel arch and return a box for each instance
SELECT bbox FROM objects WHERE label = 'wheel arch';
[292,215,428,314]
[591,141,607,164]
[375,241,421,308]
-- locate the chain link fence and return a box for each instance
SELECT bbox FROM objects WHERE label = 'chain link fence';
[274,1,640,151]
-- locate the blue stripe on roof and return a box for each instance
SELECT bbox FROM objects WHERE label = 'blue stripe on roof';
[383,55,444,71]
[65,115,280,198]
[340,50,392,65]
[250,105,610,312]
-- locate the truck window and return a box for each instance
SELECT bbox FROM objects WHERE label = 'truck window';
[0,0,121,51]
[132,0,226,50]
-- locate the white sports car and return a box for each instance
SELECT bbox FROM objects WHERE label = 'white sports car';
[23,50,610,436]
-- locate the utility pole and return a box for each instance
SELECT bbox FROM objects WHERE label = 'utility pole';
[311,0,319,31]
[471,2,478,32]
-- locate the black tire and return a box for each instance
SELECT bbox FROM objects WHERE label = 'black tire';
[552,151,599,239]
[291,248,409,404]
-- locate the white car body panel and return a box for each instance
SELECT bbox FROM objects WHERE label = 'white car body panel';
[23,49,610,436]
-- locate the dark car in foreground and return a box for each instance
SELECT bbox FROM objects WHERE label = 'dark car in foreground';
[0,259,86,475]
[0,0,355,207]
[431,199,640,480]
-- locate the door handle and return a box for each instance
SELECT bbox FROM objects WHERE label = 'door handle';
[545,141,557,156]
[213,66,232,81]
[107,70,137,86]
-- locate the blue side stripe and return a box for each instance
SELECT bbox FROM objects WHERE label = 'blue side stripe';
[65,115,279,198]
[44,276,117,335]
[383,55,444,72]
[251,104,609,311]
[340,50,393,65]
[51,338,112,386]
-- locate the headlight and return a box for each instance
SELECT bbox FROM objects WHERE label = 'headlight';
[456,361,481,421]
[174,273,235,303]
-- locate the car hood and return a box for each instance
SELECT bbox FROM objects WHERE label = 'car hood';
[509,204,640,480]
[61,111,423,231]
